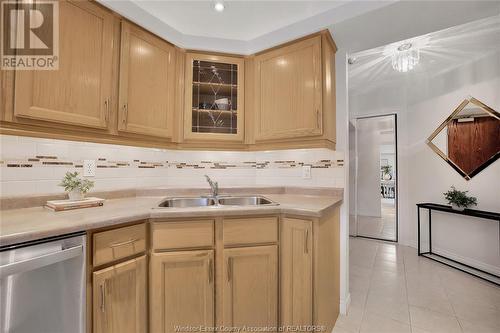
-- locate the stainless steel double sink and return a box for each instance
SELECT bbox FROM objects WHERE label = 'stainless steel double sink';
[157,195,278,208]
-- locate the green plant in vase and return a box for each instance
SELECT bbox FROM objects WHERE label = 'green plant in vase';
[443,186,477,211]
[59,171,94,201]
[381,165,392,180]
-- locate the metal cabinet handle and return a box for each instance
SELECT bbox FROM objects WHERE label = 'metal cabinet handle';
[104,99,109,122]
[122,103,128,124]
[109,238,138,248]
[208,258,213,284]
[316,110,321,129]
[100,282,105,313]
[227,257,232,282]
[304,229,309,254]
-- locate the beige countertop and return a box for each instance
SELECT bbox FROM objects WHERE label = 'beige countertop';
[0,193,342,247]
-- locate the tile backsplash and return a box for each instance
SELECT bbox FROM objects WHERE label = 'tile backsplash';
[0,135,345,196]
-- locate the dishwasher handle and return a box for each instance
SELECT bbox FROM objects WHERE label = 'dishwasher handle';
[0,245,83,278]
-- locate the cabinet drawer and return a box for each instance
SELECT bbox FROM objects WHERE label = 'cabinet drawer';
[223,217,278,246]
[152,220,214,250]
[93,223,146,266]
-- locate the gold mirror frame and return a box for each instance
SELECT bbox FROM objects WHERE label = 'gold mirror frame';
[426,97,500,180]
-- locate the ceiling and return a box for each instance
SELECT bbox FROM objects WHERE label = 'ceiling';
[98,0,394,54]
[98,1,500,55]
[131,1,346,41]
[349,15,500,95]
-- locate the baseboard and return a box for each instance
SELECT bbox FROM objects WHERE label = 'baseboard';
[339,292,351,315]
[406,239,500,276]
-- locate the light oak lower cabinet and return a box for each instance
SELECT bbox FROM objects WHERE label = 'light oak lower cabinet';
[92,255,147,333]
[150,250,215,333]
[280,218,313,325]
[223,245,278,327]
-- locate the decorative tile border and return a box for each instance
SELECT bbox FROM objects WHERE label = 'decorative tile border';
[0,155,344,170]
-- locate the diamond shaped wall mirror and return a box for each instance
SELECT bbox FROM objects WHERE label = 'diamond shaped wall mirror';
[427,97,500,180]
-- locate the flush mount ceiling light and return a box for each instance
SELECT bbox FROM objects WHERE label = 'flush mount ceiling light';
[214,1,225,12]
[391,42,420,73]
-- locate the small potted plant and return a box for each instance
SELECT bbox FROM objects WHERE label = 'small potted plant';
[443,186,477,211]
[59,171,94,201]
[381,165,392,180]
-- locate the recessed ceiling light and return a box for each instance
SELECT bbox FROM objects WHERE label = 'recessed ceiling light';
[214,1,225,12]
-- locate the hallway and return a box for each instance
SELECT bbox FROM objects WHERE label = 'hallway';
[333,238,500,333]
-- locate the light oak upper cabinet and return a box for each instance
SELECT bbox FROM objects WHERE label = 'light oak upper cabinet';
[150,250,214,333]
[281,218,313,325]
[93,255,147,333]
[14,0,114,129]
[223,245,278,326]
[118,22,176,138]
[253,36,322,141]
[184,53,245,142]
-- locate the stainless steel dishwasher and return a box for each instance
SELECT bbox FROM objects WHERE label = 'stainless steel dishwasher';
[0,232,86,333]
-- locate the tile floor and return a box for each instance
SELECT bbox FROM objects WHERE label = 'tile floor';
[333,237,500,333]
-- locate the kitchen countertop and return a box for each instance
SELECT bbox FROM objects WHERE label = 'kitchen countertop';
[0,193,342,247]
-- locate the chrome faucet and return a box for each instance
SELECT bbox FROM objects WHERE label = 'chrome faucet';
[204,175,219,198]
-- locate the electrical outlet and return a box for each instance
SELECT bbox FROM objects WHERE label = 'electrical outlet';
[83,160,96,177]
[302,165,312,179]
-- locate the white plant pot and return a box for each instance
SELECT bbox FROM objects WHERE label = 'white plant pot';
[451,203,465,211]
[68,190,84,201]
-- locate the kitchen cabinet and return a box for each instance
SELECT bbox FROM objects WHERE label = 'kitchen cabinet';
[222,245,278,326]
[249,32,337,148]
[87,208,339,333]
[280,218,313,324]
[92,255,147,333]
[183,53,245,142]
[150,250,215,332]
[253,36,322,141]
[3,0,336,151]
[13,0,114,129]
[118,21,176,138]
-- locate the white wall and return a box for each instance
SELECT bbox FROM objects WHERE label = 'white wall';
[336,49,350,315]
[350,51,500,274]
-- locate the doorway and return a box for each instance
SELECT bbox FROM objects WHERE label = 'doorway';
[351,114,398,242]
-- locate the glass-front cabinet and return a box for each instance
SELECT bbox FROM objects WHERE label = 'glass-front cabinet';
[184,53,245,141]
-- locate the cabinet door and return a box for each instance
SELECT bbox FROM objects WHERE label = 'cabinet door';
[150,250,214,333]
[14,0,114,129]
[281,218,313,324]
[223,245,278,327]
[254,36,322,140]
[118,22,175,138]
[184,53,245,142]
[93,255,147,333]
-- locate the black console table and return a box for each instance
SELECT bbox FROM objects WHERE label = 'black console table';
[417,203,500,285]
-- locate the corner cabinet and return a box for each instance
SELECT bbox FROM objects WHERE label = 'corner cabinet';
[13,0,114,129]
[183,53,245,142]
[250,33,336,147]
[118,22,176,138]
[253,36,322,140]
